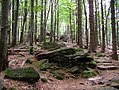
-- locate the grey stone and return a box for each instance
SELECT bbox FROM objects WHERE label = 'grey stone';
[0,78,4,90]
[97,65,119,70]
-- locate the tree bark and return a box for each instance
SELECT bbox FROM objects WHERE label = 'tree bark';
[111,0,118,60]
[89,0,95,52]
[20,0,27,44]
[0,0,9,71]
[77,0,83,48]
[12,0,19,46]
[30,0,34,46]
[83,0,88,47]
[101,0,105,53]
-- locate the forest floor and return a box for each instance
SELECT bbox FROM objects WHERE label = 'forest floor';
[1,43,119,90]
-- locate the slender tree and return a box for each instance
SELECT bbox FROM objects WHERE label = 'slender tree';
[101,0,105,53]
[0,0,9,71]
[40,0,44,42]
[83,0,88,47]
[50,0,54,42]
[30,0,34,46]
[111,0,118,60]
[77,0,83,48]
[34,0,38,43]
[20,0,27,43]
[12,0,19,46]
[89,0,95,52]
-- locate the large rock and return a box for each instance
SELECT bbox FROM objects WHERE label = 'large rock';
[97,65,119,70]
[41,42,65,51]
[110,78,119,89]
[5,67,40,83]
[35,48,80,60]
[35,47,94,66]
[94,86,118,90]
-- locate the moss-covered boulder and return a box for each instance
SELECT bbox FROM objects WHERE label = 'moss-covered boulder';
[33,59,48,68]
[35,48,81,60]
[50,70,64,80]
[81,70,96,78]
[70,66,80,74]
[41,77,48,82]
[40,62,51,70]
[87,61,97,69]
[5,67,40,83]
[41,42,65,51]
[25,58,33,64]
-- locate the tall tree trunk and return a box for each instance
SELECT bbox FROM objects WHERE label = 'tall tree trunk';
[12,0,19,46]
[97,4,101,45]
[12,0,15,45]
[40,0,44,42]
[105,5,110,46]
[69,8,72,43]
[83,0,88,47]
[77,0,83,48]
[20,0,27,43]
[50,0,54,42]
[34,0,38,44]
[43,0,47,43]
[94,0,98,48]
[101,0,105,53]
[111,0,118,60]
[0,0,9,71]
[89,0,95,52]
[53,0,57,42]
[30,0,34,46]
[56,0,59,41]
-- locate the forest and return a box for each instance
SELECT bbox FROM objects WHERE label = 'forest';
[0,0,119,90]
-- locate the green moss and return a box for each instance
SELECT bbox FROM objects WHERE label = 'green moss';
[87,61,97,69]
[74,48,83,52]
[58,48,76,55]
[40,62,51,70]
[41,78,47,82]
[5,67,40,83]
[70,66,80,74]
[41,42,65,51]
[25,58,33,64]
[33,59,48,68]
[50,70,64,80]
[29,46,34,55]
[82,70,96,78]
[9,87,17,90]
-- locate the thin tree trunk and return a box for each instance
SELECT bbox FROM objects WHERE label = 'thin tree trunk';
[101,0,105,53]
[50,0,54,42]
[94,0,98,49]
[34,0,38,44]
[89,0,95,52]
[111,0,118,60]
[20,0,27,43]
[77,0,83,48]
[30,0,34,46]
[56,0,59,41]
[43,0,47,43]
[12,0,19,46]
[40,0,44,42]
[83,0,88,47]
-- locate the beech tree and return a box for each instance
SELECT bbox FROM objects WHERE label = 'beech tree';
[0,0,9,71]
[111,0,118,60]
[77,0,83,48]
[89,0,95,52]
